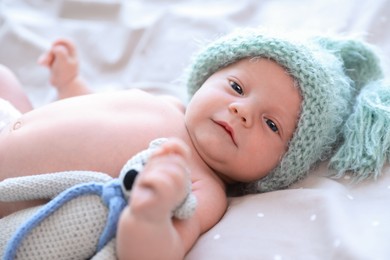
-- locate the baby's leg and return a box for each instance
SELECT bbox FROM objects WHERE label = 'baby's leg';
[0,65,33,113]
[38,39,92,100]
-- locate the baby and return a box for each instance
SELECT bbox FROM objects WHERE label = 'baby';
[1,29,388,259]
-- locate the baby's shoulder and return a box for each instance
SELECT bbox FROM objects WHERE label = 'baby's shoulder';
[191,172,227,230]
[157,95,186,113]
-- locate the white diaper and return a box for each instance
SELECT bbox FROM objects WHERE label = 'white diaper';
[0,98,21,133]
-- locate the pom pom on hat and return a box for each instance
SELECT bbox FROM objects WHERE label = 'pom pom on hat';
[186,28,389,194]
[313,36,384,90]
[329,80,390,181]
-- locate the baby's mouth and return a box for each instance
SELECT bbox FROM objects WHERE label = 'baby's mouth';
[214,120,237,146]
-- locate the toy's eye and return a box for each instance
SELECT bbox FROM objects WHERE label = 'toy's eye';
[123,169,138,191]
[266,119,279,133]
[229,81,243,95]
[119,162,143,198]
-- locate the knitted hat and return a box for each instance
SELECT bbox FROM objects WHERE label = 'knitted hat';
[186,28,390,193]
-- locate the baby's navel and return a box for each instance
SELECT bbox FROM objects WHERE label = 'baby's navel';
[13,121,22,130]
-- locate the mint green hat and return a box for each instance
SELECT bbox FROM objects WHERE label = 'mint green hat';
[186,29,390,193]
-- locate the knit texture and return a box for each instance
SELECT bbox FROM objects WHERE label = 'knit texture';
[330,80,390,180]
[0,139,197,259]
[0,172,111,260]
[186,28,387,193]
[0,171,112,201]
[1,195,108,259]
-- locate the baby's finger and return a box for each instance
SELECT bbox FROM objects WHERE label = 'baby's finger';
[140,155,190,202]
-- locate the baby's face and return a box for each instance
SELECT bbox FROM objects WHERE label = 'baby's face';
[185,58,302,183]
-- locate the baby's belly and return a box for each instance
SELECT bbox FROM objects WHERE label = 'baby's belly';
[0,92,183,180]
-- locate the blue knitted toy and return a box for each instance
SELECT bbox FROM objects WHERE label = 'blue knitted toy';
[0,138,197,259]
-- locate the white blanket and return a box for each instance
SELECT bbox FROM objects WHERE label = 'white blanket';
[1,0,390,259]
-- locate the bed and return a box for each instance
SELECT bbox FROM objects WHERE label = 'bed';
[1,0,390,259]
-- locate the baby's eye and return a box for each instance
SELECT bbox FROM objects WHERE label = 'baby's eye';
[229,80,243,95]
[266,119,279,133]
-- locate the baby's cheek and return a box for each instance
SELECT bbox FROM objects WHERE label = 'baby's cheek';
[251,147,284,178]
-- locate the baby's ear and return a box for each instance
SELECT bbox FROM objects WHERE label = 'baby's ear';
[329,80,390,180]
[313,36,384,90]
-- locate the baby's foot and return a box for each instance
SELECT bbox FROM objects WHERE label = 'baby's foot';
[38,39,79,93]
[129,138,191,221]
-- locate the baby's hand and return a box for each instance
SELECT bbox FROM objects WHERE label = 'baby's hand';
[38,39,79,89]
[129,138,191,222]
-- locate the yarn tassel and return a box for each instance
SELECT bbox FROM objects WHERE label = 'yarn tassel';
[329,80,390,181]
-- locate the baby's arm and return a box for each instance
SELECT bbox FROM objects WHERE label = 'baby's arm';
[38,39,92,99]
[116,139,227,260]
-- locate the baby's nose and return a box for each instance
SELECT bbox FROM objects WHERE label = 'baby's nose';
[229,103,252,127]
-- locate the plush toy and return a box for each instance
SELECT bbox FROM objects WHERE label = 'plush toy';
[0,138,197,259]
